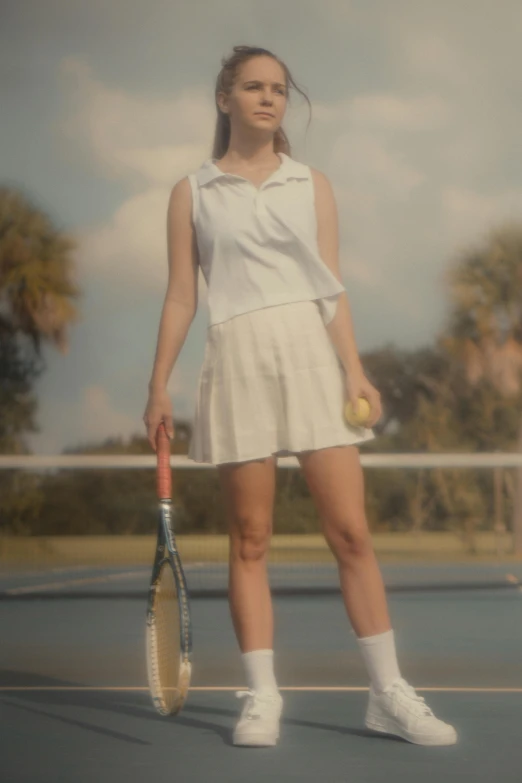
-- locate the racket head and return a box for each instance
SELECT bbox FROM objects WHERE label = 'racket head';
[146,550,191,716]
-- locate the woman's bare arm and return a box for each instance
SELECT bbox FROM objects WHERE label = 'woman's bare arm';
[148,176,200,393]
[311,167,363,376]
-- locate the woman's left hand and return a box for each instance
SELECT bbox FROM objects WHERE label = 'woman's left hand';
[344,367,382,428]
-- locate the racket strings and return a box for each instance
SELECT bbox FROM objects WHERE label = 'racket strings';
[151,563,181,711]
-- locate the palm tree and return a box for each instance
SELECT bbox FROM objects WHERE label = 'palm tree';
[0,185,80,459]
[0,186,80,355]
[438,221,522,553]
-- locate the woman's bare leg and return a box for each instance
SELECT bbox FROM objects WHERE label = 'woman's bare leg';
[218,456,277,651]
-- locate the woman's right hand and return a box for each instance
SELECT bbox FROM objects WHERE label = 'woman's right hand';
[143,388,175,451]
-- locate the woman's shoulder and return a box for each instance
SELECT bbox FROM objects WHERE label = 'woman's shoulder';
[307,165,329,186]
[171,175,192,195]
[168,177,194,214]
[305,167,335,209]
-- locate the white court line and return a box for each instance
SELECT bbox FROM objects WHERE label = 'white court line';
[5,570,147,595]
[0,566,95,580]
[4,570,520,595]
[1,686,522,693]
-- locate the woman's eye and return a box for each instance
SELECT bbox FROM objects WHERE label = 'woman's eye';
[247,85,285,94]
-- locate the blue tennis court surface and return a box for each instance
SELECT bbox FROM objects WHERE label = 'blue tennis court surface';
[2,560,522,597]
[1,563,522,782]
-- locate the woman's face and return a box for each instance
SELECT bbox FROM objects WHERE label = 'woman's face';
[218,56,288,135]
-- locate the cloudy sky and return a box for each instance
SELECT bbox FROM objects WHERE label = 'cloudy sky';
[2,0,522,453]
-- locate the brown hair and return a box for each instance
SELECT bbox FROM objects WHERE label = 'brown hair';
[212,45,312,160]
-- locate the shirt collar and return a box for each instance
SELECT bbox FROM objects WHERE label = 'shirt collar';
[194,152,309,188]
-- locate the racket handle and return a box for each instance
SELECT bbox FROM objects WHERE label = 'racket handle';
[156,422,172,500]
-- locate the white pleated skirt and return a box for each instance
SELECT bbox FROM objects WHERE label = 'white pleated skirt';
[187,300,376,465]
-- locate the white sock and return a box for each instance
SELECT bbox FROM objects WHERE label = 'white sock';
[356,629,401,693]
[242,649,278,694]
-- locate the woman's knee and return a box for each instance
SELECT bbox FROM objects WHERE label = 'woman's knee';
[324,516,374,563]
[230,516,272,562]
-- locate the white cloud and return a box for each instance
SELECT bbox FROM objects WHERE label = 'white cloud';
[58,57,214,185]
[349,93,449,133]
[31,376,194,453]
[441,186,522,248]
[81,385,137,441]
[77,187,169,286]
[29,384,139,453]
[396,30,474,88]
[312,92,449,135]
[331,132,424,202]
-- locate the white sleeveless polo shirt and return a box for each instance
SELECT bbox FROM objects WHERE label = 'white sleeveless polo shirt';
[187,151,346,327]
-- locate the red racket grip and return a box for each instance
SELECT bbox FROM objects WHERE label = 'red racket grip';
[156,422,172,500]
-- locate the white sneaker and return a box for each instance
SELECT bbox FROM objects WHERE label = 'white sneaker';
[365,677,458,746]
[232,689,283,747]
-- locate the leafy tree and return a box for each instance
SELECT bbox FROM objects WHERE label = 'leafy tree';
[439,221,522,552]
[0,186,80,531]
[0,186,80,354]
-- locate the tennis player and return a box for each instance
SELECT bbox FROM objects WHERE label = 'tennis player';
[144,45,457,748]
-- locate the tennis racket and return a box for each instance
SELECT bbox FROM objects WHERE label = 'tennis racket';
[145,421,192,716]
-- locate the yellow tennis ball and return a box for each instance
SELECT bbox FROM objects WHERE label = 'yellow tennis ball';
[344,397,371,427]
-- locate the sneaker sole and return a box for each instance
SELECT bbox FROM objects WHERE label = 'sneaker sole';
[365,715,457,746]
[233,733,279,747]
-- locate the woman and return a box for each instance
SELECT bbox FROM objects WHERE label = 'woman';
[144,45,457,749]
